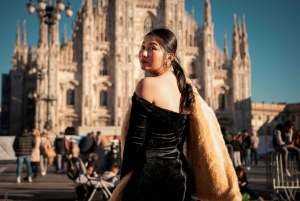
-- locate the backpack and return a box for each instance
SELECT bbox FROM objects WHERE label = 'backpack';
[67,157,81,180]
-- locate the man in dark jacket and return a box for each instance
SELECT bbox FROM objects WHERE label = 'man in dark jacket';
[54,132,67,173]
[79,132,96,166]
[242,129,252,170]
[13,126,35,183]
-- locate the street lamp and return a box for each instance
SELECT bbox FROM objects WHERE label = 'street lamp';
[26,0,73,131]
[28,67,46,131]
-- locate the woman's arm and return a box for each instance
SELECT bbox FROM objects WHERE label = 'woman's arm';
[120,98,148,179]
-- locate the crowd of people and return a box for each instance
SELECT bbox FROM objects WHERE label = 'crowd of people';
[222,128,263,200]
[222,128,260,170]
[12,127,120,184]
[222,120,300,200]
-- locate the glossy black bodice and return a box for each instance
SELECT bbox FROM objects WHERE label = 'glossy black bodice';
[121,93,192,201]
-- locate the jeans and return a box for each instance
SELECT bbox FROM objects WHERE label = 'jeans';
[55,154,65,171]
[244,149,251,167]
[233,151,242,167]
[251,148,258,165]
[40,155,48,173]
[17,155,32,177]
[240,185,259,199]
[275,145,300,170]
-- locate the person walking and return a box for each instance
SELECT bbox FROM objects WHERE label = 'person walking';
[40,132,52,176]
[110,28,241,201]
[54,132,67,173]
[251,132,260,166]
[242,130,252,170]
[94,131,109,169]
[13,126,35,183]
[30,128,41,180]
[79,132,96,166]
[23,128,41,181]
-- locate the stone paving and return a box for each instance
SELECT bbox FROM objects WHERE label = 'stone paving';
[0,158,297,200]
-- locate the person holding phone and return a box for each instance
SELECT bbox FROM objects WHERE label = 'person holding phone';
[235,166,264,201]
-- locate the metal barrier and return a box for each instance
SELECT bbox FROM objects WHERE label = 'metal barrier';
[266,151,300,200]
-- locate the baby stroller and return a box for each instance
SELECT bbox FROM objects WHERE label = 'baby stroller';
[67,157,114,201]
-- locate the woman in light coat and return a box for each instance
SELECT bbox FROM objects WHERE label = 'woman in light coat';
[40,132,52,176]
[30,129,41,180]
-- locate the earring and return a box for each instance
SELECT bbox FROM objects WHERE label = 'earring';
[164,61,168,66]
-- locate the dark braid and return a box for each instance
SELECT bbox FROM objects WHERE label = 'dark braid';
[146,28,195,114]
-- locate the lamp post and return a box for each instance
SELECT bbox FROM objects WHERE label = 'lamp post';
[26,0,73,131]
[28,67,46,131]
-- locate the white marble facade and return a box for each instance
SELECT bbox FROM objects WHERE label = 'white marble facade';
[8,0,251,135]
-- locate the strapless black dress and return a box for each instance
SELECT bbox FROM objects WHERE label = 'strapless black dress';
[121,93,192,201]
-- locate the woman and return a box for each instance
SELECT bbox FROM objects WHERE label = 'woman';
[40,132,52,176]
[110,28,241,201]
[26,128,41,180]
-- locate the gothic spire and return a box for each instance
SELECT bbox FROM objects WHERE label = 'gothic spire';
[238,17,242,37]
[191,7,195,18]
[22,20,27,46]
[232,14,240,59]
[204,0,212,24]
[84,0,93,14]
[242,15,248,38]
[15,20,20,46]
[63,24,67,44]
[242,15,249,59]
[224,31,228,61]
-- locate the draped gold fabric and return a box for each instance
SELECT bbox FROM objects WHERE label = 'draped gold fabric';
[110,78,242,201]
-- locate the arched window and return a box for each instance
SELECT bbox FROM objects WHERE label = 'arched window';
[218,94,225,109]
[99,57,108,75]
[144,16,153,34]
[100,90,107,106]
[190,61,196,79]
[66,89,75,105]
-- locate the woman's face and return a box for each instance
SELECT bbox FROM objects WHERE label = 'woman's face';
[139,35,166,75]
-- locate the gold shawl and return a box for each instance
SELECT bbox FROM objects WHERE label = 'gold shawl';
[110,79,242,201]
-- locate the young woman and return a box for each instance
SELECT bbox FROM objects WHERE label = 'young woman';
[110,28,241,201]
[40,132,52,176]
[29,128,41,180]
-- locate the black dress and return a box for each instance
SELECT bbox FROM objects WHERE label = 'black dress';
[121,93,192,201]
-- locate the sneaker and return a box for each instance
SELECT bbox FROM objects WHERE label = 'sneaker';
[41,171,46,176]
[28,176,32,183]
[284,169,291,177]
[246,167,251,171]
[17,176,21,183]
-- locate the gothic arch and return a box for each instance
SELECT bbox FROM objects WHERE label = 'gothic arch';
[66,89,75,105]
[190,61,197,79]
[142,12,157,34]
[99,56,108,75]
[214,84,230,110]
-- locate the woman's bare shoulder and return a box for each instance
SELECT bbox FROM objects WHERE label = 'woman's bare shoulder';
[135,77,160,103]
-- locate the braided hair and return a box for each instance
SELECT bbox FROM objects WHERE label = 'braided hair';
[146,28,195,114]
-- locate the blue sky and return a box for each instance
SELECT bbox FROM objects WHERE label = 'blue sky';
[0,0,299,105]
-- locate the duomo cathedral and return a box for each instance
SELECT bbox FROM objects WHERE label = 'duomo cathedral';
[6,0,252,135]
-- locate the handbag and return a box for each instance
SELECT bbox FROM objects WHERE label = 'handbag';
[44,147,56,158]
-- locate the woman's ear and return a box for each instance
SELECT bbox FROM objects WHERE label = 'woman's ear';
[167,53,175,63]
